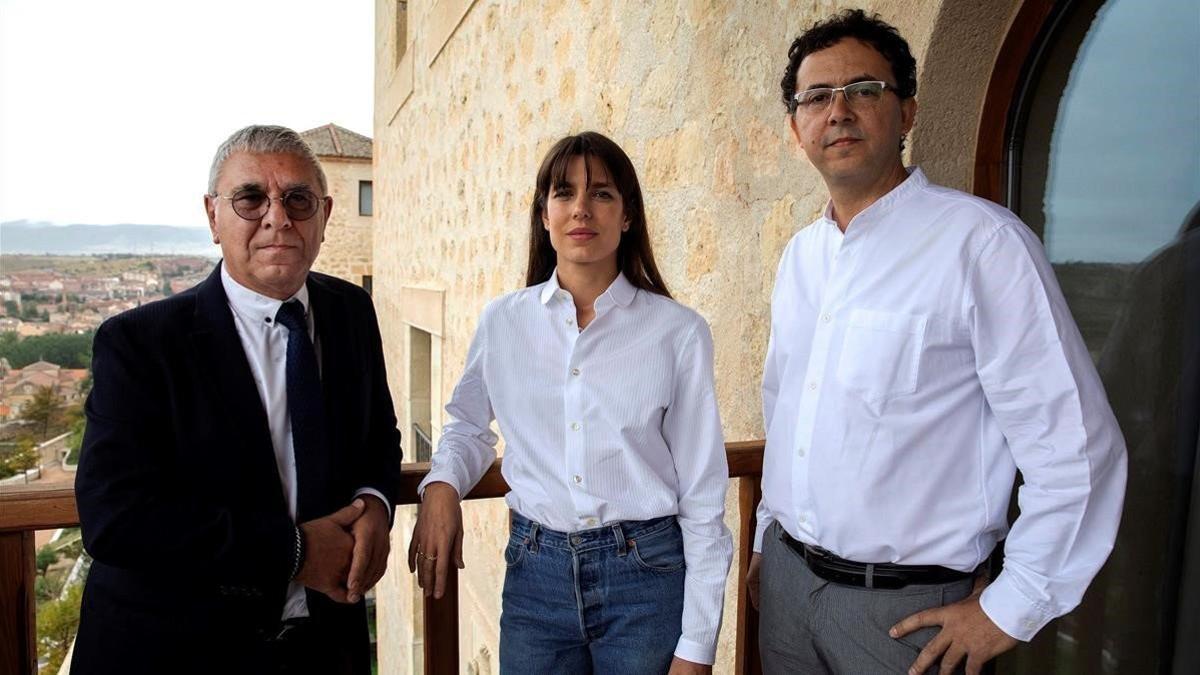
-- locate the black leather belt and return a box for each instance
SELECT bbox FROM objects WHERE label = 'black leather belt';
[781,530,973,589]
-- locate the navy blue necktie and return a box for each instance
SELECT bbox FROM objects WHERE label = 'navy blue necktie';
[274,299,328,522]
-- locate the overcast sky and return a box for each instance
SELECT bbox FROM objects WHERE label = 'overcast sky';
[0,0,374,228]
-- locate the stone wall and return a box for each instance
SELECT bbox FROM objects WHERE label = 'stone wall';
[312,157,373,286]
[371,1,1024,672]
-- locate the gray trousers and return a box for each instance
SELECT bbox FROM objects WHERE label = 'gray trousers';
[759,522,973,675]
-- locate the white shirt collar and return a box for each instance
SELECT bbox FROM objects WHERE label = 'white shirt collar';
[819,166,929,230]
[220,262,309,326]
[538,268,637,309]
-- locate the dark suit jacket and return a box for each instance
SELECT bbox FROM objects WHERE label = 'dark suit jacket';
[72,265,402,674]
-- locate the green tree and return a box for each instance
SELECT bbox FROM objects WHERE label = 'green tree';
[0,331,94,368]
[2,300,18,316]
[65,412,86,465]
[20,386,63,440]
[35,545,59,579]
[2,437,40,482]
[0,448,14,480]
[37,582,82,674]
[34,575,65,603]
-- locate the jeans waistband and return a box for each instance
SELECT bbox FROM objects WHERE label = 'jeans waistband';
[509,511,678,553]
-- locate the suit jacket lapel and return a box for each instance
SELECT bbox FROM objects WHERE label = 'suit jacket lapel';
[189,264,285,500]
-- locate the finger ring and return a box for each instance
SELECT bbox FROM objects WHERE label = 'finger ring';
[416,550,427,559]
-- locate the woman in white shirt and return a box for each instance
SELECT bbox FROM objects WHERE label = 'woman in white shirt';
[409,131,732,674]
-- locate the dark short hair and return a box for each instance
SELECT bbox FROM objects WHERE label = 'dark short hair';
[780,9,917,115]
[526,132,670,298]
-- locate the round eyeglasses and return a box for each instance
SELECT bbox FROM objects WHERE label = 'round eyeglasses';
[792,80,893,115]
[213,188,323,221]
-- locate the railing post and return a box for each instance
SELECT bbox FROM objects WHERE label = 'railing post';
[423,565,459,674]
[0,530,37,675]
[735,475,763,675]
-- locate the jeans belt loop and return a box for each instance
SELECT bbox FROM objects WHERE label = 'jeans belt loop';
[528,521,541,554]
[612,522,628,556]
[865,563,875,589]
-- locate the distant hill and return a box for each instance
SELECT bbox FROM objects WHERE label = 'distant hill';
[0,221,216,256]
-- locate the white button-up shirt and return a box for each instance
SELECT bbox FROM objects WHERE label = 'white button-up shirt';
[419,272,733,664]
[221,265,390,620]
[757,168,1127,641]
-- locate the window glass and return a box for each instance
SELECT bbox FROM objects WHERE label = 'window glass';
[1002,0,1200,672]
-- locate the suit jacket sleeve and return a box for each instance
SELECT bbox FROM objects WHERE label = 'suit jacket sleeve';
[76,316,297,585]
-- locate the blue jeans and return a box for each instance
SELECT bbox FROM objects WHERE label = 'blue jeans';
[499,511,686,674]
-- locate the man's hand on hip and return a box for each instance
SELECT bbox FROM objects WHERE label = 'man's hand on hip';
[294,499,364,603]
[346,495,392,603]
[889,577,1019,675]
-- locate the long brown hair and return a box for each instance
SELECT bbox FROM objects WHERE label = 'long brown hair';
[525,131,671,298]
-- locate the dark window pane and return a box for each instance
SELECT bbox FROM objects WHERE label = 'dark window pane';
[1001,0,1200,673]
[359,180,373,217]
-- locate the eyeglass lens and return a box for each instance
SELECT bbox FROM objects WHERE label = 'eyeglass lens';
[231,190,320,221]
[796,81,886,112]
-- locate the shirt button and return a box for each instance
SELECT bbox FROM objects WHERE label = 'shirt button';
[822,313,832,323]
[797,447,806,457]
[571,368,580,376]
[566,318,575,326]
[571,422,581,431]
[586,518,597,526]
[798,513,808,523]
[573,475,582,484]
[808,381,818,390]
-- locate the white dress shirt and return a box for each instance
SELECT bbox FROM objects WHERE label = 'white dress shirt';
[418,272,733,664]
[758,168,1127,641]
[221,265,390,620]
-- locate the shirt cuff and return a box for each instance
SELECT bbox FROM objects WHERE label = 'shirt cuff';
[354,488,393,525]
[979,571,1054,641]
[674,636,717,666]
[753,516,773,554]
[416,469,466,501]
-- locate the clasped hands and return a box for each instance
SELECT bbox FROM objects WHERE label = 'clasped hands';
[293,496,392,604]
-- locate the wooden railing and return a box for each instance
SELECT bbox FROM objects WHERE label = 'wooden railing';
[0,440,764,675]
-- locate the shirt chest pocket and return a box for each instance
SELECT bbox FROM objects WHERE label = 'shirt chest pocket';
[835,309,927,403]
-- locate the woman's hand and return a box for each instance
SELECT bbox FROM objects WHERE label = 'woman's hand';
[407,481,465,599]
[667,656,712,674]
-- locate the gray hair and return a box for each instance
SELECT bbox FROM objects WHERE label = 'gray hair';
[207,124,327,195]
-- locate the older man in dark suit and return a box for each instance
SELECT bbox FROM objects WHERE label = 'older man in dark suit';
[73,125,402,675]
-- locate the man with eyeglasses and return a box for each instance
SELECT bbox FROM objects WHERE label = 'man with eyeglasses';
[747,10,1126,675]
[74,125,402,674]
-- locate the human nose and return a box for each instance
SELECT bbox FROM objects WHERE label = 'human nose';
[571,192,591,219]
[826,88,855,124]
[260,196,293,230]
